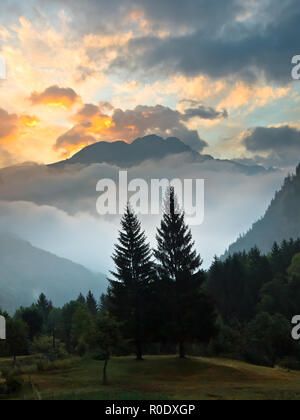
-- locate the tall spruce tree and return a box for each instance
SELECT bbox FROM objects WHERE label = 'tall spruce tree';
[86,291,98,316]
[154,188,218,358]
[77,293,86,306]
[36,293,53,323]
[108,205,154,360]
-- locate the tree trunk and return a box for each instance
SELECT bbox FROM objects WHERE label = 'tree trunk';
[52,329,56,351]
[103,359,108,386]
[179,342,185,359]
[136,341,143,361]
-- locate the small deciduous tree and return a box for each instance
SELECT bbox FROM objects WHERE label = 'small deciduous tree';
[47,308,62,351]
[6,318,28,365]
[71,305,93,353]
[19,307,43,341]
[89,312,123,385]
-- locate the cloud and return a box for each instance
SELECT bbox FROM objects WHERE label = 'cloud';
[242,125,300,168]
[180,101,228,120]
[29,85,81,109]
[49,0,242,35]
[0,200,117,273]
[35,0,298,85]
[54,102,229,155]
[131,0,241,31]
[0,152,285,271]
[0,146,16,167]
[0,108,18,140]
[0,105,66,169]
[219,83,290,110]
[0,107,40,144]
[108,0,300,84]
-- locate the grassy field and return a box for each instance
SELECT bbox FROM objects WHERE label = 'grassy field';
[1,355,300,400]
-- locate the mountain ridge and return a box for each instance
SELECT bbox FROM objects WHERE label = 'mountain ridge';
[49,134,271,175]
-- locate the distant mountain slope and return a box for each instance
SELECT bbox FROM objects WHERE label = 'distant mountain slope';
[50,134,269,175]
[0,233,107,313]
[224,164,300,257]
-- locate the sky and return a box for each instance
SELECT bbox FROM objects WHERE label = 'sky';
[0,0,300,169]
[0,0,299,275]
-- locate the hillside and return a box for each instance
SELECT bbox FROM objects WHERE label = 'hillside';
[0,233,107,313]
[225,163,300,257]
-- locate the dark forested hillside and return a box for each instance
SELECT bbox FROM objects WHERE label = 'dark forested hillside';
[224,164,300,257]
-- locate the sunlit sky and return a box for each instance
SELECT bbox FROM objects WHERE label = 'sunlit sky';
[0,0,300,169]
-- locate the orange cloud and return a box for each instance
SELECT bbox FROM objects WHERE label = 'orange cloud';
[219,82,290,110]
[29,85,81,109]
[54,125,97,157]
[0,107,45,167]
[54,103,210,156]
[20,115,41,128]
[0,108,40,144]
[0,108,19,141]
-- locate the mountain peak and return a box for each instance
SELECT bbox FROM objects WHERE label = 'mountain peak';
[50,135,195,168]
[49,134,271,176]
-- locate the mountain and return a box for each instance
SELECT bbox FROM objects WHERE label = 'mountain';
[0,233,107,313]
[50,135,269,175]
[51,135,200,167]
[224,164,300,257]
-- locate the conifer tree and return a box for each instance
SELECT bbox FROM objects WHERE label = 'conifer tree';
[86,291,98,316]
[36,293,53,322]
[154,188,218,358]
[108,205,154,360]
[77,293,86,306]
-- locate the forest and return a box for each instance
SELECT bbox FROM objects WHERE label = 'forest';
[0,186,300,396]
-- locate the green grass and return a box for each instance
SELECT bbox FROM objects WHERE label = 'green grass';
[1,355,300,400]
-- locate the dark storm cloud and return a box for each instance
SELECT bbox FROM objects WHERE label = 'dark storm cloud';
[5,0,297,84]
[131,0,242,30]
[183,106,228,121]
[46,0,241,33]
[243,125,300,168]
[108,0,300,84]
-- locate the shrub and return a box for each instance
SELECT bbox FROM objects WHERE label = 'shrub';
[31,336,68,361]
[278,357,300,371]
[76,338,88,357]
[36,358,77,372]
[0,368,24,395]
